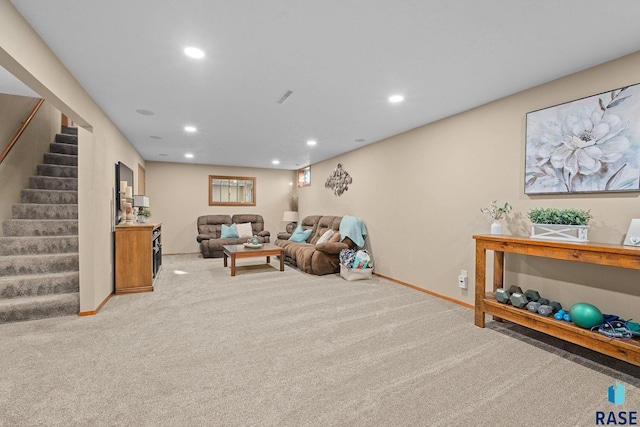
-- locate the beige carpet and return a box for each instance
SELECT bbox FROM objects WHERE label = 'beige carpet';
[0,254,638,426]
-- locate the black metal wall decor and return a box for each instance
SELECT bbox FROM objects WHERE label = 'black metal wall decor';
[325,163,352,196]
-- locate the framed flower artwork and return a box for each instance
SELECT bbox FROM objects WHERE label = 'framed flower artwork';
[525,83,640,194]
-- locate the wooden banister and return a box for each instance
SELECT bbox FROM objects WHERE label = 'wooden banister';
[0,98,45,165]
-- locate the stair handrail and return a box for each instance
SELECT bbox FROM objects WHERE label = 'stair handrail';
[0,98,45,165]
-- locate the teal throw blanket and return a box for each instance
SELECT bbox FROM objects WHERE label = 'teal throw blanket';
[339,215,367,248]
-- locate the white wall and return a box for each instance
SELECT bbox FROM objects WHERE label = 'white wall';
[145,161,295,254]
[299,51,640,321]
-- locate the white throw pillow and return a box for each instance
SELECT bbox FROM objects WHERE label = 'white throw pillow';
[316,229,334,244]
[236,222,253,238]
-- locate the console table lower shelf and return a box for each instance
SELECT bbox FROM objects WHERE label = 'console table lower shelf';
[473,234,640,367]
[483,294,640,365]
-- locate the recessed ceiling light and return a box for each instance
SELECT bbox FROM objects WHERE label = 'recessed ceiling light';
[184,126,197,132]
[184,47,204,59]
[136,109,155,116]
[389,95,404,103]
[307,140,317,146]
[272,160,280,165]
[185,153,194,158]
[150,135,163,140]
[158,153,168,157]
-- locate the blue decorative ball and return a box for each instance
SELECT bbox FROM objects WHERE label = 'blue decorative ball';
[569,303,604,329]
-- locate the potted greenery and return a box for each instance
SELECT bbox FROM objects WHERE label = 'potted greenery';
[480,200,512,235]
[137,208,151,223]
[527,207,592,242]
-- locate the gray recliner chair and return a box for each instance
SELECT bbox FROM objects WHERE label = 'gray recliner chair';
[196,214,270,258]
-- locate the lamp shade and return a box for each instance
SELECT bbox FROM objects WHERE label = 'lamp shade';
[282,211,298,222]
[133,195,149,208]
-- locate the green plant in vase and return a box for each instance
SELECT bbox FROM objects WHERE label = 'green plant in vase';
[137,208,151,223]
[481,200,512,235]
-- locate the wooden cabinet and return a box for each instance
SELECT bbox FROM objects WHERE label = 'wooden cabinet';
[115,223,162,294]
[473,234,640,367]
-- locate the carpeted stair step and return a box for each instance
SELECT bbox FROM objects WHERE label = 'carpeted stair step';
[0,235,78,255]
[49,142,78,156]
[54,133,77,145]
[29,176,77,191]
[61,126,77,136]
[12,203,78,220]
[2,219,78,237]
[0,271,79,299]
[0,124,81,325]
[21,189,77,204]
[0,292,79,323]
[44,152,77,166]
[0,253,79,276]
[36,164,77,178]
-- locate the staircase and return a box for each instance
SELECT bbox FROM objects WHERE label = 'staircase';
[0,126,79,323]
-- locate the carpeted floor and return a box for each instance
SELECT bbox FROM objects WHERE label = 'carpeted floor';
[0,254,638,426]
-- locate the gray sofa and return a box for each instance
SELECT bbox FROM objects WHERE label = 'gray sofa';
[196,214,270,258]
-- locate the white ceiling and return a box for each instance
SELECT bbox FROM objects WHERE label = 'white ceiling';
[9,0,640,170]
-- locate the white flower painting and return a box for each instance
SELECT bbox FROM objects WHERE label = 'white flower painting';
[525,84,640,194]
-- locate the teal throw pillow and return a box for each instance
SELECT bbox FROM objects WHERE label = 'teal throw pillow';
[289,225,312,243]
[220,223,239,239]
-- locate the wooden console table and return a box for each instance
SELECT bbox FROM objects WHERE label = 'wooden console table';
[115,223,162,294]
[473,234,640,366]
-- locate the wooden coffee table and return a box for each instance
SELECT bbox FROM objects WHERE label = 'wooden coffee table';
[222,243,284,276]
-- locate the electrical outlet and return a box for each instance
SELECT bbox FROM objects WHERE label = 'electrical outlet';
[460,270,467,277]
[458,275,468,289]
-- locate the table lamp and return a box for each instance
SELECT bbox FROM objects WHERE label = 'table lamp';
[282,211,298,233]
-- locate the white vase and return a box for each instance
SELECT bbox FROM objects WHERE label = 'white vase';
[490,220,503,235]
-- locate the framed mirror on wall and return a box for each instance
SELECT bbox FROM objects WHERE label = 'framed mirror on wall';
[209,175,256,206]
[115,161,133,226]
